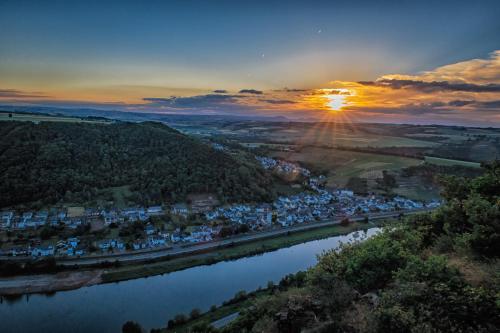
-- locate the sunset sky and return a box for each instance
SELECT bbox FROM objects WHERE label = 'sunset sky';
[1,0,500,126]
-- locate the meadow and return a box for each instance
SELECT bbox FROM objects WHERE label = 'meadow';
[0,111,110,124]
[270,146,422,187]
[424,156,482,168]
[231,123,438,147]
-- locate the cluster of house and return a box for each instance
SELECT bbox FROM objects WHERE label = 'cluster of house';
[332,191,440,216]
[211,142,227,151]
[256,156,311,177]
[203,177,440,229]
[95,224,221,254]
[0,206,165,230]
[2,237,85,257]
[205,203,273,229]
[171,225,221,243]
[0,153,442,258]
[273,190,336,227]
[129,224,172,250]
[0,199,233,257]
[0,189,439,258]
[0,210,83,230]
[102,206,166,225]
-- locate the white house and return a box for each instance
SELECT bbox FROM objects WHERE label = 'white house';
[171,203,189,216]
[147,206,163,215]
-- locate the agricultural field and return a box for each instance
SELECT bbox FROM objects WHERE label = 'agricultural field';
[424,156,482,168]
[393,176,441,201]
[270,146,423,187]
[221,123,438,147]
[261,128,437,147]
[0,111,110,124]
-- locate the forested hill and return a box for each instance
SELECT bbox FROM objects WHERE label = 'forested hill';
[0,121,275,208]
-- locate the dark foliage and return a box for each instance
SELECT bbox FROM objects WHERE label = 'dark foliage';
[0,121,275,208]
[220,161,500,333]
[346,177,368,195]
[402,162,483,184]
[122,321,142,333]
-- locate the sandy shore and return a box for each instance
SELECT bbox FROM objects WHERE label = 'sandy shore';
[0,270,102,296]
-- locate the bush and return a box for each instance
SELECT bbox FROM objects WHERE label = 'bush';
[191,322,216,333]
[377,256,499,332]
[311,227,423,293]
[40,226,57,240]
[346,177,368,195]
[340,217,350,226]
[432,234,455,253]
[121,321,142,333]
[190,308,201,320]
[174,314,187,325]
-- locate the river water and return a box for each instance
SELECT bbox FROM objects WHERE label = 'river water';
[0,228,380,333]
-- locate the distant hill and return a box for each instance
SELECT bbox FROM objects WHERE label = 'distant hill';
[0,121,275,208]
[0,105,290,123]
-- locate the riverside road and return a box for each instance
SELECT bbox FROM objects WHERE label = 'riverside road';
[42,209,430,267]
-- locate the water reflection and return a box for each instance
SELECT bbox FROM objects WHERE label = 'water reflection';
[0,228,379,333]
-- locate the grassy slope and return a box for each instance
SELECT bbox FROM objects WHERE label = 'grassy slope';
[224,123,438,148]
[392,184,440,201]
[424,156,482,168]
[271,147,422,186]
[0,111,109,124]
[162,289,271,333]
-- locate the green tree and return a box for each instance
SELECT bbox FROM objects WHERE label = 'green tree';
[346,177,368,195]
[121,321,142,333]
[190,308,201,320]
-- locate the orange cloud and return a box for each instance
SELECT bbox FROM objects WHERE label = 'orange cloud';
[1,51,499,126]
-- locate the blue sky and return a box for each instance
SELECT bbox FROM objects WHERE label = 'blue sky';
[1,0,500,125]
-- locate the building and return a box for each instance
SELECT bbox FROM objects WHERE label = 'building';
[31,246,55,257]
[147,206,163,215]
[171,203,189,216]
[145,224,156,235]
[0,211,14,228]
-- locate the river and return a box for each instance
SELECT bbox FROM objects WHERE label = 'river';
[0,228,380,333]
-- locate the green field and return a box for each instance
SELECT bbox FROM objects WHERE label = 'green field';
[0,112,109,124]
[209,122,439,148]
[259,128,436,147]
[105,185,134,207]
[393,183,440,201]
[271,147,423,186]
[424,156,481,168]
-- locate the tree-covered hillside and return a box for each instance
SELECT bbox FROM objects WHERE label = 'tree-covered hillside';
[219,162,500,333]
[0,121,275,208]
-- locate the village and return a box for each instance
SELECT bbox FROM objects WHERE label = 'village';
[0,158,440,259]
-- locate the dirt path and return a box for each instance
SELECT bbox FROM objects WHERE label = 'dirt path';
[0,270,102,296]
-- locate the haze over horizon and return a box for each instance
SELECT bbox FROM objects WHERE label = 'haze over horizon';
[1,0,500,126]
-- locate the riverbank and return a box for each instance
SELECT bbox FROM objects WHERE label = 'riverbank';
[0,227,384,333]
[0,219,393,296]
[0,270,102,296]
[101,220,390,283]
[161,288,271,333]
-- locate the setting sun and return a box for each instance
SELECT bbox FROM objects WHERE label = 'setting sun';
[323,88,351,111]
[327,94,346,111]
